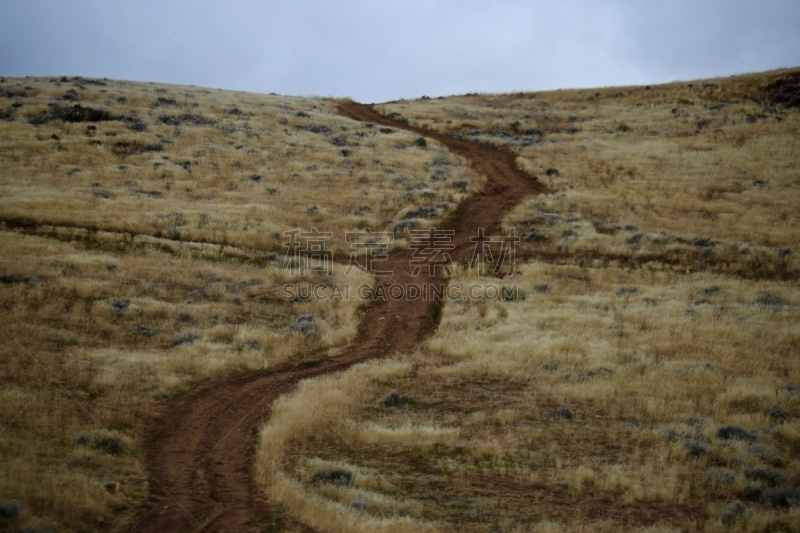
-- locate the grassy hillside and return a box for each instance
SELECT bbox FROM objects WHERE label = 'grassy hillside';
[0,76,480,251]
[257,70,800,532]
[381,69,799,278]
[0,68,798,531]
[0,76,479,531]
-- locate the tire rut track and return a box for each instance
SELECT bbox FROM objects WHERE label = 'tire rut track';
[133,102,542,532]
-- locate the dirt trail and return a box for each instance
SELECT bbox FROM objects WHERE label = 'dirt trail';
[134,103,542,532]
[339,103,543,258]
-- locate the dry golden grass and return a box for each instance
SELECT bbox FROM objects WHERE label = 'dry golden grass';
[0,229,370,530]
[0,76,481,253]
[257,360,441,532]
[257,263,800,531]
[3,68,799,531]
[258,69,800,532]
[0,75,479,530]
[381,69,800,279]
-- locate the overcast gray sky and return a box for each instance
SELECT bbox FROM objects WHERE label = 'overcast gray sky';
[1,1,799,102]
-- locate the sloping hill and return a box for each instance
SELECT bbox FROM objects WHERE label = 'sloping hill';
[256,71,799,532]
[0,77,482,531]
[135,103,541,532]
[1,69,798,531]
[0,76,481,250]
[382,68,800,280]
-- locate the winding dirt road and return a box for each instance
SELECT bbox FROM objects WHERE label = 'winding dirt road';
[133,103,542,532]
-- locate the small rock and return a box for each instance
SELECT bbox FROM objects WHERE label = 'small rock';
[289,314,317,336]
[616,286,638,297]
[626,232,645,245]
[756,294,786,309]
[0,500,21,518]
[132,325,155,337]
[760,486,800,508]
[555,406,573,419]
[109,298,130,316]
[766,405,789,423]
[524,230,547,242]
[717,425,756,443]
[384,391,412,407]
[693,237,715,247]
[172,333,199,347]
[684,438,707,458]
[746,467,786,487]
[720,501,745,526]
[312,468,353,486]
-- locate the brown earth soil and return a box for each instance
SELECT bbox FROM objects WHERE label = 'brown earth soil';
[132,103,542,531]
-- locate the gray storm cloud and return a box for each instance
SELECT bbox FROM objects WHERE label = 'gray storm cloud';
[1,0,798,102]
